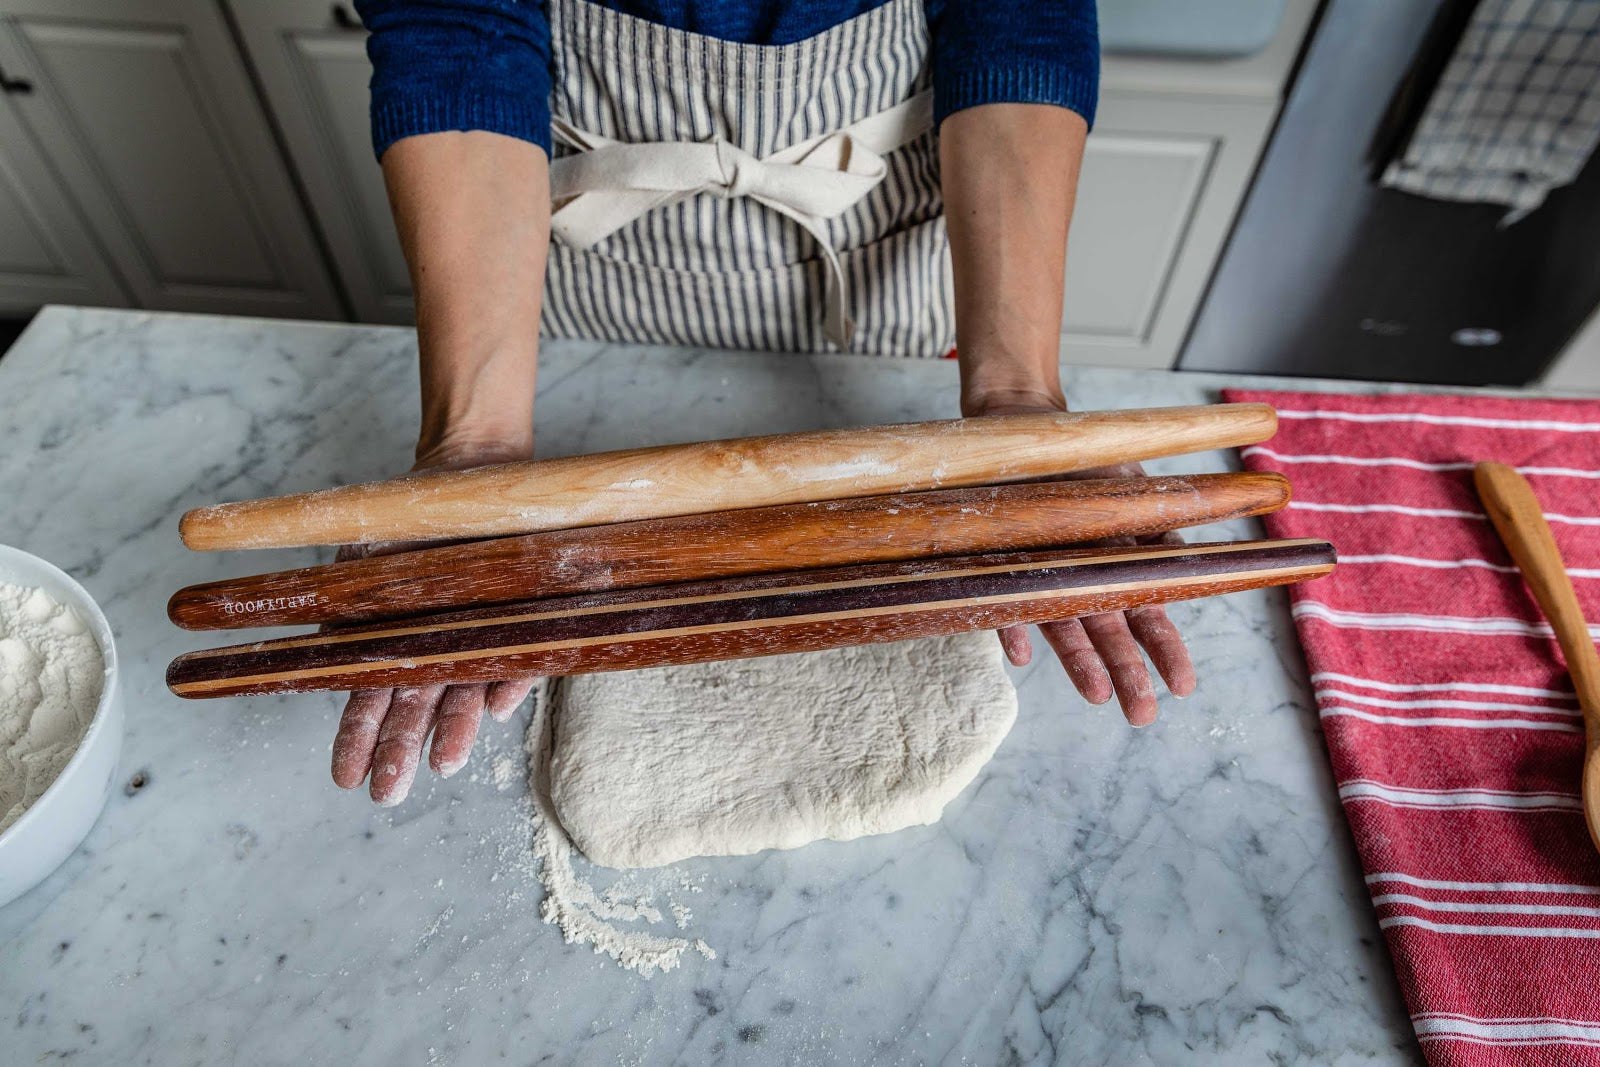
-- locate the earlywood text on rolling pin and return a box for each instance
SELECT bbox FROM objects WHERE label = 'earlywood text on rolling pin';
[218,593,323,617]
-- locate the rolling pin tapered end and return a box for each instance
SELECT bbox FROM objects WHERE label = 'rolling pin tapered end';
[1250,469,1292,510]
[1244,402,1278,441]
[179,506,223,551]
[166,588,191,629]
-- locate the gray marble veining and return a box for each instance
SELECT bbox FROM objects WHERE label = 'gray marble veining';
[0,307,1427,1064]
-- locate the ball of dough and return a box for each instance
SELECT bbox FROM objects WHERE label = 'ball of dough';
[549,631,1018,869]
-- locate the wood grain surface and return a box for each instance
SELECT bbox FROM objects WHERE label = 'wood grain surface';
[178,404,1278,550]
[168,472,1291,630]
[167,538,1335,698]
[1474,462,1600,855]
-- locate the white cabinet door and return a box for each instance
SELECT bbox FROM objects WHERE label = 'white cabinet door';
[229,0,413,324]
[1061,93,1277,370]
[0,0,342,320]
[0,90,130,313]
[1064,131,1214,344]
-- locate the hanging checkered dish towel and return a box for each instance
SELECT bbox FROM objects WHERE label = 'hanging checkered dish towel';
[1221,388,1600,1066]
[1381,0,1600,222]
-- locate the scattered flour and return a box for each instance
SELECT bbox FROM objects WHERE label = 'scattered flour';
[490,753,520,793]
[0,581,104,833]
[417,905,455,947]
[782,457,898,482]
[522,685,715,976]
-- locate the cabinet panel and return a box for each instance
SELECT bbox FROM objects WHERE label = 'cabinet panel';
[0,92,129,312]
[0,0,341,319]
[21,22,277,287]
[1063,134,1214,342]
[229,1,413,324]
[294,36,411,301]
[1061,93,1278,370]
[0,159,55,273]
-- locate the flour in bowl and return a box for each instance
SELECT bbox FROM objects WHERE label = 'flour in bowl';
[0,581,104,832]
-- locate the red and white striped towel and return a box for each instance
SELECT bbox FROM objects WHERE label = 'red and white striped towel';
[1222,389,1600,1067]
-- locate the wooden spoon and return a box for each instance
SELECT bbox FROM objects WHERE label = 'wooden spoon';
[1474,461,1600,855]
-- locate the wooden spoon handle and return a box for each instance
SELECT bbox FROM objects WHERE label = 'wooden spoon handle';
[166,537,1334,698]
[1475,463,1600,712]
[177,404,1278,551]
[167,472,1291,630]
[1474,461,1600,854]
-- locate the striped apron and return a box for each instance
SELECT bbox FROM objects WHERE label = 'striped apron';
[540,0,954,358]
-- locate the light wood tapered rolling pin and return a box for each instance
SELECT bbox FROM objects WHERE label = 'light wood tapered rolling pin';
[178,404,1278,551]
[168,472,1291,630]
[1474,462,1600,856]
[166,537,1334,698]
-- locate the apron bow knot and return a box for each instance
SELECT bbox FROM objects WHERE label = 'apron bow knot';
[549,91,932,348]
[711,139,763,200]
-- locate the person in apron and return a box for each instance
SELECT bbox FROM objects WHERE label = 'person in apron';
[332,0,1196,806]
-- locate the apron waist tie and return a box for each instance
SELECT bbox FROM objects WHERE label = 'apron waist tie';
[549,91,934,348]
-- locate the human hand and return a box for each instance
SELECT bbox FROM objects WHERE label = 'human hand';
[330,439,540,805]
[965,393,1198,726]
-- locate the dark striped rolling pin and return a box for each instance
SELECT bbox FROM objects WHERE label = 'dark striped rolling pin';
[167,538,1335,698]
[167,473,1291,630]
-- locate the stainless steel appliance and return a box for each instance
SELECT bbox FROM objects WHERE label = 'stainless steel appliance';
[1180,0,1600,386]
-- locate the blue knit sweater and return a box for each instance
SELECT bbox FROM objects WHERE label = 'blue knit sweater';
[355,0,1099,159]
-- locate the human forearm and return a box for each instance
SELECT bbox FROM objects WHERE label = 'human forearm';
[941,104,1194,722]
[940,103,1087,416]
[332,130,550,806]
[381,131,550,463]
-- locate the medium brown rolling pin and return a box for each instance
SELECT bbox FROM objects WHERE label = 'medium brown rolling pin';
[1474,462,1600,856]
[178,403,1278,550]
[168,472,1291,630]
[167,537,1335,698]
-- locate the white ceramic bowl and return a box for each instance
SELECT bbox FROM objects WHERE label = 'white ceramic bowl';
[0,544,122,908]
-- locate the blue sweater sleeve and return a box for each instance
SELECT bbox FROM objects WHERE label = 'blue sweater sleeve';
[355,0,553,160]
[925,0,1100,129]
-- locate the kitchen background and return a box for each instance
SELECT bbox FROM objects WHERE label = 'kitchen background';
[9,4,1600,1061]
[3,0,1597,387]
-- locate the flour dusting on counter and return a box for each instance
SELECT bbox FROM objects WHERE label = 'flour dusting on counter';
[0,581,104,832]
[473,684,713,979]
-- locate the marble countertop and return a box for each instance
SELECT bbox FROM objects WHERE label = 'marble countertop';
[0,306,1425,1065]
